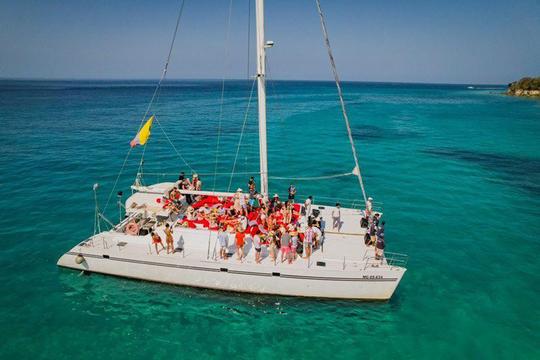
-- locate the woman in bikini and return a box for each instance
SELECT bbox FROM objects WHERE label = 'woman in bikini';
[268,231,277,265]
[164,223,174,254]
[151,231,166,255]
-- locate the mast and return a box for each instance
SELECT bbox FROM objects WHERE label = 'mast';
[255,0,268,196]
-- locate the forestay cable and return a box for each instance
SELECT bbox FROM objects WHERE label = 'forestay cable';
[213,0,235,190]
[315,0,368,205]
[104,0,188,212]
[227,78,258,191]
[137,0,189,174]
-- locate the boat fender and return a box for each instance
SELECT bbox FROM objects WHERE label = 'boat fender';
[75,254,85,264]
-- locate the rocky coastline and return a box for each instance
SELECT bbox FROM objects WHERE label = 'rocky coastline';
[507,77,540,97]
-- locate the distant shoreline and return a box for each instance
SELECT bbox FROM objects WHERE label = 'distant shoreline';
[507,77,540,97]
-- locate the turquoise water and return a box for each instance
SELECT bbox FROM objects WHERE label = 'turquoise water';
[1,80,539,359]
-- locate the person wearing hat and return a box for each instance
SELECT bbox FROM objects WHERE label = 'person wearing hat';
[191,174,202,197]
[366,197,373,218]
[233,188,244,215]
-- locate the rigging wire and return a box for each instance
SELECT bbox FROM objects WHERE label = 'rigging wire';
[213,0,235,190]
[142,171,353,181]
[104,0,188,212]
[315,0,368,205]
[153,115,195,173]
[227,78,258,191]
[269,172,353,181]
[137,0,189,174]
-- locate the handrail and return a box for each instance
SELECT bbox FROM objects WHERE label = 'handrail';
[362,251,408,269]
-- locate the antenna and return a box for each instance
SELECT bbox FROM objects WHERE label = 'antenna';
[117,191,124,223]
[93,183,101,235]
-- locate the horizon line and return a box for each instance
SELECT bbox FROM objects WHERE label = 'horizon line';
[0,76,507,87]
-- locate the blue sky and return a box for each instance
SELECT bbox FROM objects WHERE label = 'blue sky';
[1,0,539,84]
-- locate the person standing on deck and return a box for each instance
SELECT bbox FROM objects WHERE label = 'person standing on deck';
[164,223,174,254]
[368,218,377,246]
[235,227,246,261]
[375,221,385,259]
[218,226,229,260]
[248,177,256,195]
[178,171,186,182]
[304,222,314,259]
[252,233,262,264]
[280,229,291,263]
[313,223,322,250]
[268,232,278,265]
[365,197,373,218]
[192,174,202,191]
[304,195,313,218]
[151,232,166,255]
[288,184,297,201]
[289,225,299,261]
[372,213,380,228]
[332,203,342,232]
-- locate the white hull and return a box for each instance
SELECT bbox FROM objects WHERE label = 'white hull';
[58,199,406,300]
[58,184,406,300]
[57,250,404,300]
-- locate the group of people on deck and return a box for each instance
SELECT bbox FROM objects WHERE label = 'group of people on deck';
[364,197,386,259]
[153,175,324,262]
[149,173,386,261]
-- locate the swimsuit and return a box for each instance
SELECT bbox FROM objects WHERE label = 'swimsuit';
[235,232,245,247]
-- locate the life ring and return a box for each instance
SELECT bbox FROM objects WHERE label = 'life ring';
[125,222,139,235]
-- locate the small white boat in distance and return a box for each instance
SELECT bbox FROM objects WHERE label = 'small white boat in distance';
[58,0,408,300]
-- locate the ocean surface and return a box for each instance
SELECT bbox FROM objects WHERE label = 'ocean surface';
[0,79,539,359]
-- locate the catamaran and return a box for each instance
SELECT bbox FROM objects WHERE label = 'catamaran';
[57,0,407,300]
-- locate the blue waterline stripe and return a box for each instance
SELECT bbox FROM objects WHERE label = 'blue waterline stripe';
[66,252,397,282]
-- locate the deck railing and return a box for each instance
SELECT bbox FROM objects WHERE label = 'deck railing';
[313,195,383,213]
[361,251,408,270]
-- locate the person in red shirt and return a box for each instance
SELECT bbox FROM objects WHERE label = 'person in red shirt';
[235,227,246,261]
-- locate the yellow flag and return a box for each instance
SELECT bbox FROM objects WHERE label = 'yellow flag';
[130,115,154,147]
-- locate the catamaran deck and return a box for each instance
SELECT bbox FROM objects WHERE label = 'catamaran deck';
[58,184,407,299]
